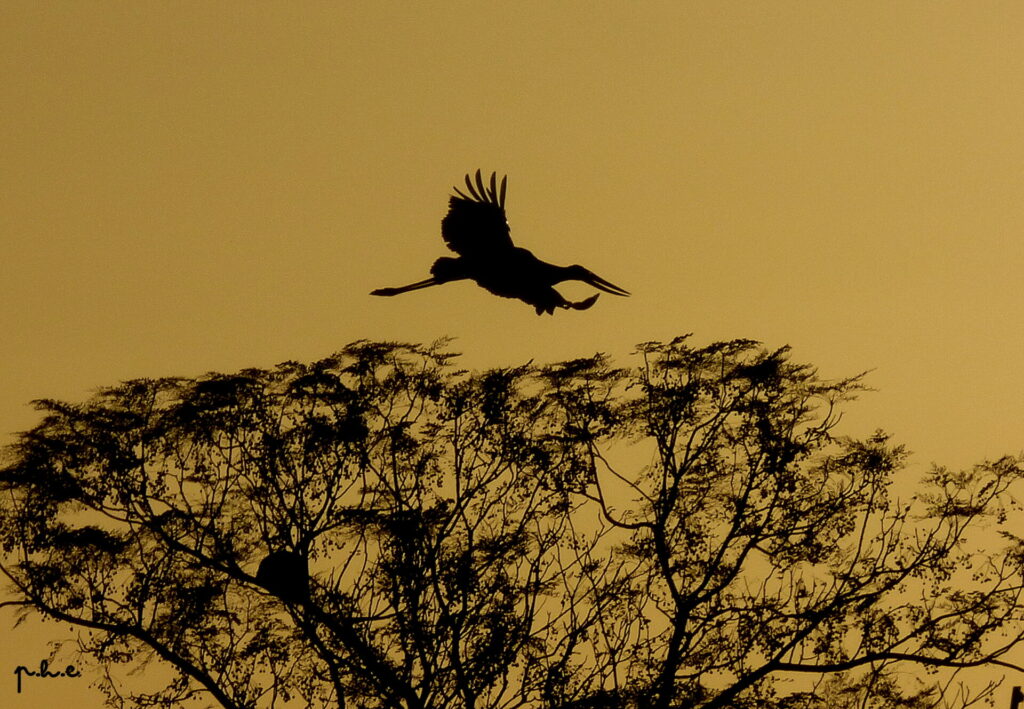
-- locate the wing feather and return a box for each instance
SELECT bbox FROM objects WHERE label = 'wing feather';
[441,171,513,257]
[475,170,488,201]
[465,173,483,201]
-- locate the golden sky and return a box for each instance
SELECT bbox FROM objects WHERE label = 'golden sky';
[2,2,1022,705]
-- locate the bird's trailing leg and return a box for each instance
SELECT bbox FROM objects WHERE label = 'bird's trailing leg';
[370,278,440,297]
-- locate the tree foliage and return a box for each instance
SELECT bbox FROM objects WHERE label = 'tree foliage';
[1,337,1022,708]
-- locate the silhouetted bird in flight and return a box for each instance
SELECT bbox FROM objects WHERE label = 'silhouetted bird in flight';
[371,170,629,315]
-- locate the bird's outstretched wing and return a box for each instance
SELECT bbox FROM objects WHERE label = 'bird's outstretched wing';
[441,170,513,257]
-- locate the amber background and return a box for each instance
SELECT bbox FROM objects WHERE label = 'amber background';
[2,2,1022,705]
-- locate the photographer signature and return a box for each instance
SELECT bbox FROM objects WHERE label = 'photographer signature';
[12,659,81,693]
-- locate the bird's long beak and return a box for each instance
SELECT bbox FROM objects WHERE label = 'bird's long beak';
[586,274,630,296]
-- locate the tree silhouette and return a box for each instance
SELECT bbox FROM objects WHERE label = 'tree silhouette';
[1,337,1022,708]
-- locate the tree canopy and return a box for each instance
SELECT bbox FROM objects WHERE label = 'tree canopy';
[1,337,1022,708]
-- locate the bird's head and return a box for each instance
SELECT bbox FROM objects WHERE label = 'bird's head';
[562,265,631,296]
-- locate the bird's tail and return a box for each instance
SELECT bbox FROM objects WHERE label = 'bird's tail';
[430,257,466,282]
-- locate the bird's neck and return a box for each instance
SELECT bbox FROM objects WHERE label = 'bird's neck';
[548,263,579,283]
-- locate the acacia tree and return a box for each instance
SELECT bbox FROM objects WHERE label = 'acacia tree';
[1,337,1022,708]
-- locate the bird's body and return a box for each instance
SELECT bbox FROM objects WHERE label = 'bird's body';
[256,550,309,604]
[371,170,629,315]
[429,248,599,315]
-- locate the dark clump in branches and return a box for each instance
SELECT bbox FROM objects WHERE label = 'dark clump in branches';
[1,337,1023,708]
[257,550,310,605]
